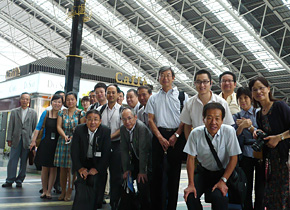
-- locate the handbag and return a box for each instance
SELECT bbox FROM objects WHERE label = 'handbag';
[72,175,96,210]
[117,179,140,210]
[204,128,247,205]
[36,111,49,147]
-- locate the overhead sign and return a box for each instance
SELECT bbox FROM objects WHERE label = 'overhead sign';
[115,72,147,87]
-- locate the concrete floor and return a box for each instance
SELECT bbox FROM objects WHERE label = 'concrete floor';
[0,154,211,210]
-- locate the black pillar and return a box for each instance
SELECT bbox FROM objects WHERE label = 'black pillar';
[65,0,85,94]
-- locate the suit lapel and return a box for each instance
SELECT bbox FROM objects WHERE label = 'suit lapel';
[84,126,89,156]
[92,125,102,154]
[17,107,22,125]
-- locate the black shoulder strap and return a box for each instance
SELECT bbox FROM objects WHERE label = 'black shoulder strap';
[119,105,124,115]
[178,91,185,113]
[204,128,223,170]
[100,103,108,115]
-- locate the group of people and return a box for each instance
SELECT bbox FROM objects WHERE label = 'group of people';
[2,66,290,210]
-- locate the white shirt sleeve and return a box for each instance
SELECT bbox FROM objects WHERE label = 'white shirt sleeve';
[180,100,192,125]
[222,101,235,125]
[226,126,242,156]
[144,95,155,115]
[183,130,197,157]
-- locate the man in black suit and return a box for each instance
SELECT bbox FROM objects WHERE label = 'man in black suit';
[71,109,111,209]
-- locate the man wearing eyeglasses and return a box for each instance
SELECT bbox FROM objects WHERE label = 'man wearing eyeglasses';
[180,70,234,140]
[120,108,152,209]
[218,71,240,115]
[145,66,188,210]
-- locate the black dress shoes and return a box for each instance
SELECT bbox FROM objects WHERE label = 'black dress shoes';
[16,182,22,188]
[2,182,12,187]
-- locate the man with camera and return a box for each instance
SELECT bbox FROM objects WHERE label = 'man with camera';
[184,103,241,210]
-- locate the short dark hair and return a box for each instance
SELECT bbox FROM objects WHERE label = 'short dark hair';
[194,70,211,82]
[94,82,107,92]
[51,94,63,105]
[236,87,252,101]
[81,96,90,103]
[127,89,138,96]
[202,102,225,120]
[158,66,175,80]
[119,91,124,97]
[20,92,30,97]
[65,91,77,101]
[54,90,65,95]
[107,84,121,93]
[89,90,95,94]
[86,109,102,119]
[219,71,236,83]
[137,85,152,94]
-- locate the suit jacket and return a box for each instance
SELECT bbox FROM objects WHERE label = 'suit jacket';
[120,119,152,174]
[71,124,111,175]
[7,107,38,149]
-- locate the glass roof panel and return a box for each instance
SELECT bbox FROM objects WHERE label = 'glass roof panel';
[202,0,285,72]
[138,0,229,76]
[86,0,192,82]
[32,0,155,84]
[0,37,35,80]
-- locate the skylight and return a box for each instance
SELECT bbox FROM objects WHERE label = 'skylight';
[32,0,156,84]
[86,0,192,83]
[136,0,227,76]
[202,0,285,72]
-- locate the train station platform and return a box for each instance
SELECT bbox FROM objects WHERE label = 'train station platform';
[0,154,211,210]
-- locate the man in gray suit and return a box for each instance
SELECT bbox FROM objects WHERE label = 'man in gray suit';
[120,108,152,209]
[2,92,37,188]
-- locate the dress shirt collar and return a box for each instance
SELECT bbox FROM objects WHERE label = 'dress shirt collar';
[107,102,118,110]
[205,126,221,141]
[160,86,178,94]
[240,106,254,116]
[126,123,136,134]
[88,128,98,136]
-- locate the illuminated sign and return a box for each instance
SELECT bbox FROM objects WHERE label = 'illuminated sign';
[115,72,147,87]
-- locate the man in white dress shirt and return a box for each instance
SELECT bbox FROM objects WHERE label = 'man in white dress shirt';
[180,70,234,140]
[183,103,241,210]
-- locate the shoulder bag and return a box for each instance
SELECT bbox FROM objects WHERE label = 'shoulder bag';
[36,111,49,147]
[204,128,247,206]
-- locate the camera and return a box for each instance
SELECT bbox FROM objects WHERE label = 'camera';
[252,131,268,152]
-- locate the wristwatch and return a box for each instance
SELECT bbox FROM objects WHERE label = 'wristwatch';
[248,125,254,131]
[221,176,227,183]
[174,132,179,138]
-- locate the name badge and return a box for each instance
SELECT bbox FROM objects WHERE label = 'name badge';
[94,152,101,157]
[51,133,55,140]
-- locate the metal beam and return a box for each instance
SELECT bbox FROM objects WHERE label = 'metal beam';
[216,0,290,74]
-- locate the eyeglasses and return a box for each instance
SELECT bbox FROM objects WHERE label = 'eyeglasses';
[252,86,267,93]
[121,117,134,122]
[221,80,234,83]
[159,74,172,79]
[194,80,210,85]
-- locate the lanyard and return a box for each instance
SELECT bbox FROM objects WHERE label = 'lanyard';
[107,107,116,128]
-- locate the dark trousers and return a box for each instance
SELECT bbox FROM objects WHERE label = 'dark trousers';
[240,156,265,210]
[109,141,122,209]
[151,128,183,210]
[131,154,151,210]
[186,166,228,210]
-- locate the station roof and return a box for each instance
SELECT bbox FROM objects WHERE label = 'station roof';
[1,0,290,102]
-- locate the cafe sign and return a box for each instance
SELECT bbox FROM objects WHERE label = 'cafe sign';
[115,72,147,87]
